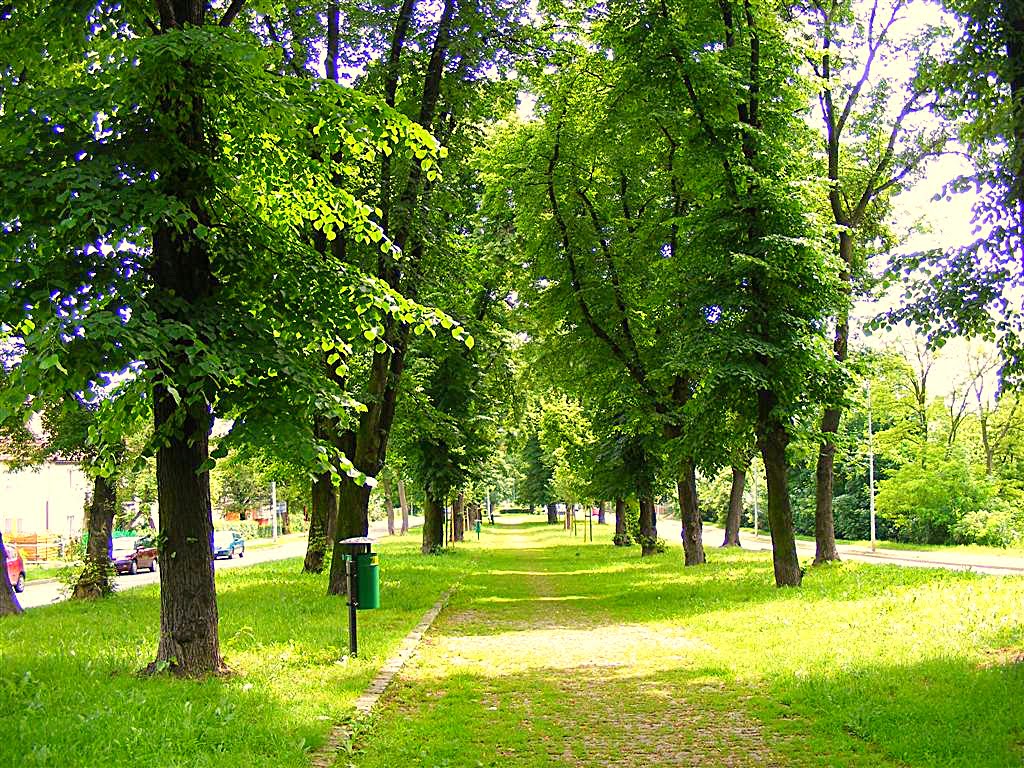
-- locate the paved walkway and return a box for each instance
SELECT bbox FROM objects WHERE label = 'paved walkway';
[346,524,904,768]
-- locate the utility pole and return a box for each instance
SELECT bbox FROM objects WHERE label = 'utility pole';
[271,480,278,541]
[867,379,876,552]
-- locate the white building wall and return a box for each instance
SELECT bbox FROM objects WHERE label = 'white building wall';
[0,461,91,536]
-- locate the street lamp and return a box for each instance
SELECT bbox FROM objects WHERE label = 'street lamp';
[867,380,876,552]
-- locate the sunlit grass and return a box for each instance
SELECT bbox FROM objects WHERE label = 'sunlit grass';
[355,518,1024,768]
[0,534,476,768]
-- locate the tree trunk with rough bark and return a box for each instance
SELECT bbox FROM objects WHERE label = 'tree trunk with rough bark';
[613,497,630,546]
[422,492,444,553]
[814,302,848,565]
[676,460,706,565]
[328,479,371,594]
[73,473,117,599]
[722,468,744,548]
[597,500,607,525]
[0,530,22,616]
[546,502,558,525]
[452,492,465,542]
[147,1,223,675]
[638,497,658,556]
[398,478,409,534]
[304,468,335,573]
[758,393,802,587]
[564,502,573,531]
[383,476,395,535]
[150,393,221,674]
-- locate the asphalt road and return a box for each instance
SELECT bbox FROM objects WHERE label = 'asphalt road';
[16,517,423,610]
[655,518,1024,576]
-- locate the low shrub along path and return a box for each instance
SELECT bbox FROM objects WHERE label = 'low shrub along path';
[347,519,1024,768]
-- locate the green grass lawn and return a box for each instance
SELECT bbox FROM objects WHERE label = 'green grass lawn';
[353,519,1024,768]
[23,562,65,582]
[0,534,475,768]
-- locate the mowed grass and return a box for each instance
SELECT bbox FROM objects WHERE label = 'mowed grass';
[0,534,476,768]
[354,519,1024,768]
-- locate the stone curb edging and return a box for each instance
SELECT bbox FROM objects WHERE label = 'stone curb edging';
[309,587,455,768]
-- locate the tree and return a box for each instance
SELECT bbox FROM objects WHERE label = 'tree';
[802,0,947,564]
[0,0,444,673]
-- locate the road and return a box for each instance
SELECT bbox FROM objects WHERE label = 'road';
[16,517,423,610]
[654,518,1024,576]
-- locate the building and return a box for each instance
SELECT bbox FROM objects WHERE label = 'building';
[0,458,91,538]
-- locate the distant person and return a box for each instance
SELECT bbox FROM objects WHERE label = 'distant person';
[489,507,495,525]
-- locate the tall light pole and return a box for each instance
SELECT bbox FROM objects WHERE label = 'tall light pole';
[867,380,876,552]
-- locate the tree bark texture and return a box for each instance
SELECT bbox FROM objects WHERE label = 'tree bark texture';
[814,298,849,564]
[758,394,803,587]
[613,497,630,545]
[328,478,371,594]
[676,460,706,565]
[398,478,409,534]
[151,394,222,674]
[383,476,395,536]
[73,473,117,599]
[638,497,658,556]
[452,492,465,542]
[0,530,22,616]
[148,0,223,675]
[722,468,744,548]
[304,467,335,574]
[421,492,444,553]
[564,502,573,531]
[546,502,558,525]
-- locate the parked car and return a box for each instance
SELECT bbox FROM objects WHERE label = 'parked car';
[112,535,158,575]
[212,531,245,560]
[4,544,25,593]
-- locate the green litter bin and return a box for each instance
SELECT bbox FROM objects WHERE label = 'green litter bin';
[355,552,380,610]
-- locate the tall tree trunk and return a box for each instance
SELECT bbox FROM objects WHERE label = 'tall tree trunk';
[814,299,849,565]
[383,476,395,535]
[150,394,221,674]
[676,460,706,565]
[453,492,465,542]
[328,478,371,594]
[638,497,658,556]
[564,502,573,531]
[304,468,335,573]
[72,473,117,599]
[722,468,744,547]
[546,502,558,525]
[0,530,22,616]
[758,393,802,587]
[398,477,409,534]
[613,497,630,546]
[147,1,222,675]
[598,500,607,525]
[422,492,444,553]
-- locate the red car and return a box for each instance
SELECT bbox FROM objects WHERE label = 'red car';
[112,535,158,575]
[4,543,25,593]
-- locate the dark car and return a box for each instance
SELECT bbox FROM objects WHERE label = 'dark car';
[112,535,158,575]
[4,544,25,593]
[212,531,245,560]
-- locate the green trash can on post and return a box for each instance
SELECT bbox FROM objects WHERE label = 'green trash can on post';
[355,551,380,609]
[338,536,380,657]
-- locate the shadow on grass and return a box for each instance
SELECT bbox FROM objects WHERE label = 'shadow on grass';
[353,664,915,768]
[0,537,474,768]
